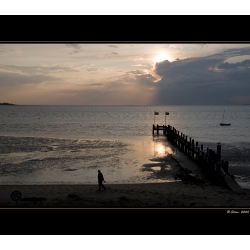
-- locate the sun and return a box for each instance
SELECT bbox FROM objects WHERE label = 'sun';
[153,51,169,63]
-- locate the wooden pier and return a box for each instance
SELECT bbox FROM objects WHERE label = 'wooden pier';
[152,124,167,135]
[153,124,245,193]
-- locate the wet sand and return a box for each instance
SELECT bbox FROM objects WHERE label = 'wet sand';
[1,180,250,208]
[1,140,250,209]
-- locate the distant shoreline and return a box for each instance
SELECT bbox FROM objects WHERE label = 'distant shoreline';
[0,102,16,105]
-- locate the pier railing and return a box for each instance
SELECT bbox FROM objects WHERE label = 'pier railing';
[152,124,234,184]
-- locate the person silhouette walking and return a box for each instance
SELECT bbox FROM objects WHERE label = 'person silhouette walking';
[98,170,106,191]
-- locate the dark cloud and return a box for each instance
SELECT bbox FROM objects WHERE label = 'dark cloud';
[112,70,157,89]
[86,68,99,73]
[57,69,157,105]
[215,47,250,59]
[218,60,250,70]
[66,44,81,50]
[105,52,119,56]
[154,47,250,105]
[65,44,84,54]
[126,70,145,75]
[0,71,61,86]
[108,45,119,48]
[86,68,107,74]
[0,64,78,75]
[0,45,13,54]
[134,74,157,87]
[199,44,208,48]
[87,83,106,87]
[120,70,157,87]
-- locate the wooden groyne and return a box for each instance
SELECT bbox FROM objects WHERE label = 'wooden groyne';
[152,124,167,135]
[153,124,245,193]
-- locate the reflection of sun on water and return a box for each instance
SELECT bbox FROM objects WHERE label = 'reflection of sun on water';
[157,145,165,154]
[165,146,174,155]
[154,142,174,156]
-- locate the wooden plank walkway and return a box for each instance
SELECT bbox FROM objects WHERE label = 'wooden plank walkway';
[220,168,246,194]
[169,144,206,179]
[153,123,247,194]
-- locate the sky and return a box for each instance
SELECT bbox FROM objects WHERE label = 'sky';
[1,43,250,105]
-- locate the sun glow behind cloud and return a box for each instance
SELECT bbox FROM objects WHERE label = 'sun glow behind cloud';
[150,51,172,83]
[152,51,171,63]
[1,44,250,105]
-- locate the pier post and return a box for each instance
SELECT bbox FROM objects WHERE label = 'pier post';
[215,162,221,182]
[223,160,229,174]
[217,143,221,162]
[206,148,209,163]
[185,136,188,154]
[181,134,184,151]
[195,141,198,159]
[201,151,205,167]
[187,138,191,156]
[192,139,195,159]
[209,149,214,172]
[173,128,176,144]
[197,147,200,162]
[160,124,233,189]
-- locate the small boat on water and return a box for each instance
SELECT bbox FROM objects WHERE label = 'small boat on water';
[220,110,231,126]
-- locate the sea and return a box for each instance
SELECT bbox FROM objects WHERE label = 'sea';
[0,105,250,188]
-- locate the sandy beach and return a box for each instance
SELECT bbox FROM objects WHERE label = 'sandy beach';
[1,179,250,208]
[1,139,250,209]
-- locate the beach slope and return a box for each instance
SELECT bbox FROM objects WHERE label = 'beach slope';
[1,181,250,208]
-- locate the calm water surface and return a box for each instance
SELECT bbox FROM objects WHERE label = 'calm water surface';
[0,105,250,188]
